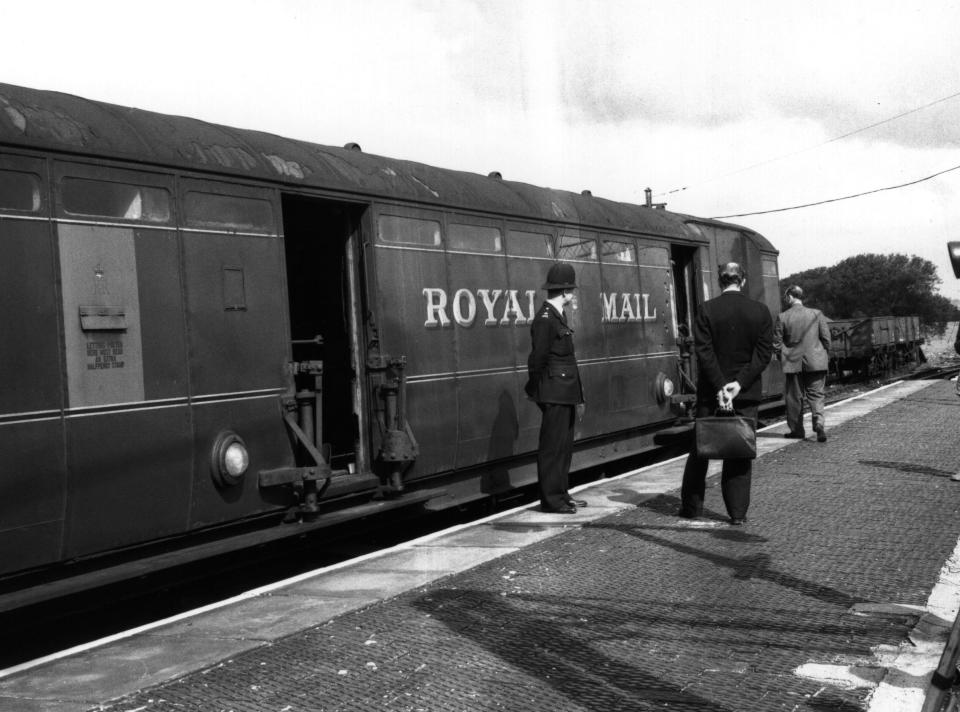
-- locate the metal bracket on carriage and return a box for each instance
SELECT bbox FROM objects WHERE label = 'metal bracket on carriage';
[260,407,340,519]
[368,354,420,498]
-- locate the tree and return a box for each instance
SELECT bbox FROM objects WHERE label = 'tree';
[781,253,960,326]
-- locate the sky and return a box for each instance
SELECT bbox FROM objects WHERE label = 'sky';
[4,0,960,299]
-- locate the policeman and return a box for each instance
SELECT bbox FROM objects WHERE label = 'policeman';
[525,262,586,513]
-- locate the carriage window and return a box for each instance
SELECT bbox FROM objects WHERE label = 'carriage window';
[762,258,779,277]
[638,246,671,267]
[447,224,502,253]
[506,230,553,258]
[601,240,636,264]
[62,178,170,222]
[0,170,41,212]
[184,192,274,234]
[557,235,597,261]
[378,215,441,247]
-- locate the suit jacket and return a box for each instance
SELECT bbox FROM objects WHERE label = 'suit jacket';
[525,301,584,405]
[693,290,773,404]
[773,303,830,373]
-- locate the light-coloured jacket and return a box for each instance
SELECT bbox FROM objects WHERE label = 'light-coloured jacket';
[773,303,831,373]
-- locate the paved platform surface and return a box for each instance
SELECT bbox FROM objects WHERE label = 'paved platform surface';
[4,379,960,711]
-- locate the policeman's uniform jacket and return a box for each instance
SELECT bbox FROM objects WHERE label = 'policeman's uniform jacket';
[773,303,831,373]
[524,302,584,405]
[693,290,773,404]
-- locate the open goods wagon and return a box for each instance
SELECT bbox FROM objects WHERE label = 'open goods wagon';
[828,315,924,376]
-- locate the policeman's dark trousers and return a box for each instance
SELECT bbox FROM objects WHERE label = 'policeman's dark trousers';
[784,370,826,434]
[537,403,575,511]
[680,403,758,521]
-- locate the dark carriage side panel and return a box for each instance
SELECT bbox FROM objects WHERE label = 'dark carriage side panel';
[0,153,67,573]
[179,180,294,526]
[0,167,62,412]
[443,218,517,471]
[50,162,196,554]
[63,407,193,554]
[0,420,65,572]
[0,220,61,411]
[136,229,189,398]
[758,253,785,395]
[55,219,193,557]
[372,208,456,478]
[599,237,675,433]
[179,181,288,395]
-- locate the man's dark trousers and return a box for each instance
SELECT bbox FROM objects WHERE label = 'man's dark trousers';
[537,403,575,511]
[680,402,758,520]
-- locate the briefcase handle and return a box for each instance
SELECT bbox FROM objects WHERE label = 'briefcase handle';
[713,402,736,417]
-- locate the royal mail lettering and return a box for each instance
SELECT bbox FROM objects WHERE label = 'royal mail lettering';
[600,292,657,323]
[424,288,656,328]
[424,288,537,328]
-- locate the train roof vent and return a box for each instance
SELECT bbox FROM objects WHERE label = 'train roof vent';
[581,190,592,196]
[344,142,362,151]
[488,171,502,179]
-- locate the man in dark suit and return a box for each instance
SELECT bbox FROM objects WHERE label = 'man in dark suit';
[679,262,773,525]
[774,285,831,441]
[525,262,586,514]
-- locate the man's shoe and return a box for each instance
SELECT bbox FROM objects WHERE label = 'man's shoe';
[729,518,745,526]
[784,431,805,439]
[565,498,588,508]
[544,504,577,514]
[815,425,827,442]
[678,509,699,519]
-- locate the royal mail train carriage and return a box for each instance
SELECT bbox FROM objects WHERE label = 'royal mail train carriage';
[0,82,782,586]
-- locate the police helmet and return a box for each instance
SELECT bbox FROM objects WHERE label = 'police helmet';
[541,262,577,290]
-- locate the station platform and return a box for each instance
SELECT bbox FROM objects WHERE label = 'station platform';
[4,379,960,712]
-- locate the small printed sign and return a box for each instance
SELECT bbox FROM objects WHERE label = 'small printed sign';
[86,340,125,370]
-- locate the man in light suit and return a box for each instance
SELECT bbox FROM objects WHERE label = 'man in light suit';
[773,285,831,442]
[679,263,773,525]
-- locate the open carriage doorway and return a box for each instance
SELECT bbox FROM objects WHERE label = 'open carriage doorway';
[281,194,365,472]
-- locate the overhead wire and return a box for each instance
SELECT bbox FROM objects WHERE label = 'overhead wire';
[709,162,960,219]
[657,89,960,199]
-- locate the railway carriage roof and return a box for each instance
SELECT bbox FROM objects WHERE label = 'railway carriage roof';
[674,212,778,254]
[0,82,765,247]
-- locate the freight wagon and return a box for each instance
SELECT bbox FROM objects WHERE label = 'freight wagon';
[827,316,924,377]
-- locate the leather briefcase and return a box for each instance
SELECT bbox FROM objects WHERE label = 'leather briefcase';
[694,410,757,460]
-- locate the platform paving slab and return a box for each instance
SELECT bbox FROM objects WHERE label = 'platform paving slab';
[99,380,960,711]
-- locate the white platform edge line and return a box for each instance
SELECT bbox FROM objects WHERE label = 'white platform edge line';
[866,537,960,712]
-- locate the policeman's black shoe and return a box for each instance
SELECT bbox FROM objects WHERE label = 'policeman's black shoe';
[815,425,827,442]
[678,509,699,519]
[565,498,588,508]
[784,431,805,439]
[544,504,577,514]
[729,518,745,526]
